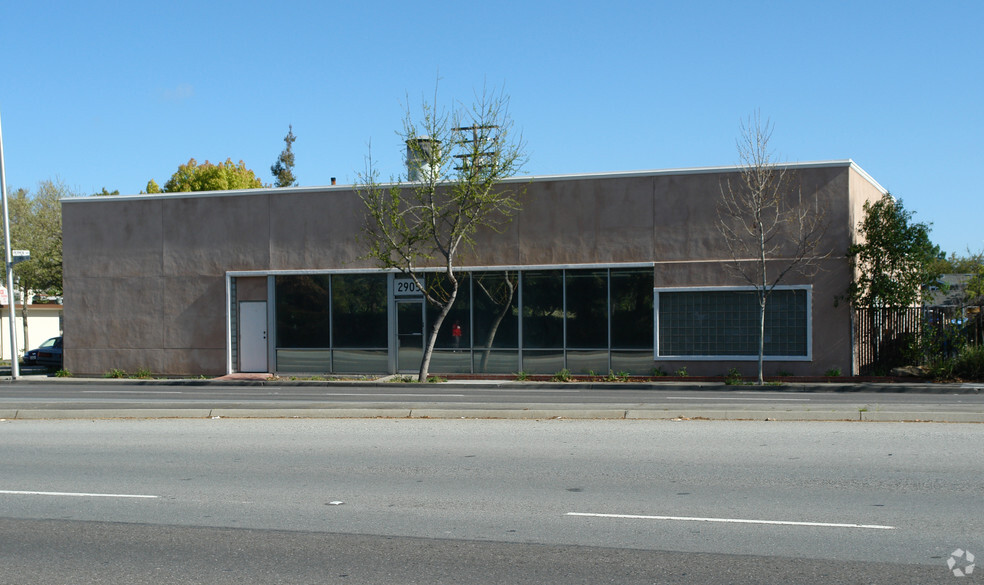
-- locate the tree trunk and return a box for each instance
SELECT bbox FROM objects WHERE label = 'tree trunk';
[418,284,458,383]
[758,293,766,384]
[20,284,29,354]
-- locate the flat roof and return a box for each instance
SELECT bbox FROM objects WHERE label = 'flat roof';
[63,159,886,204]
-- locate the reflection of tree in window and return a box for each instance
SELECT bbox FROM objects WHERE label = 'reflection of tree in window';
[611,269,654,349]
[473,271,518,371]
[332,274,388,348]
[427,273,470,349]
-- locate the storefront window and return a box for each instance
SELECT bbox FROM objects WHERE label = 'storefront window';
[332,274,388,348]
[275,275,331,348]
[566,269,609,349]
[472,271,518,349]
[611,268,654,349]
[522,270,564,349]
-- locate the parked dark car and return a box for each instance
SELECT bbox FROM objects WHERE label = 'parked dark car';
[23,336,63,368]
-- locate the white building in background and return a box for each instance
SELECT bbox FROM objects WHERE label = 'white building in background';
[0,286,63,356]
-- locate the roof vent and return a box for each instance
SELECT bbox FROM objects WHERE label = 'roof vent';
[406,137,440,182]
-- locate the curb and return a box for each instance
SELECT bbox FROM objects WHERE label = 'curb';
[4,376,983,394]
[3,407,982,423]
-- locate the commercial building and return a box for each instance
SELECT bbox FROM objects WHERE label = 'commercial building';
[61,160,884,377]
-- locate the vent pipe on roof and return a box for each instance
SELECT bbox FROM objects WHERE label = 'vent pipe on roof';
[330,177,336,186]
[406,137,440,182]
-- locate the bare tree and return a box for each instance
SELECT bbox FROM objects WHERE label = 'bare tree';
[717,113,828,383]
[358,86,527,381]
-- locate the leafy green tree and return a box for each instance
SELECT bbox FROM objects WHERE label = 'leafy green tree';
[271,125,297,187]
[93,187,119,196]
[2,179,73,349]
[846,194,941,307]
[148,158,264,193]
[358,86,526,381]
[967,264,984,303]
[144,179,162,194]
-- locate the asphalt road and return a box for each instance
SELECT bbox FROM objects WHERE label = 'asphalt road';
[0,418,978,583]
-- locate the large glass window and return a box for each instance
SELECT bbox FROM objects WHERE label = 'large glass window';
[427,273,471,350]
[472,271,518,349]
[611,268,654,349]
[276,275,331,348]
[566,269,608,349]
[332,274,388,348]
[522,270,564,349]
[657,288,808,357]
[271,266,657,375]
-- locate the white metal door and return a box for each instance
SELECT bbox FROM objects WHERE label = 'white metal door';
[239,301,268,372]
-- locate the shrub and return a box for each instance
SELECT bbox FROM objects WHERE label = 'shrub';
[724,368,744,385]
[953,344,984,381]
[551,368,574,382]
[105,368,127,379]
[824,368,842,377]
[54,369,72,377]
[674,367,688,377]
[515,371,531,381]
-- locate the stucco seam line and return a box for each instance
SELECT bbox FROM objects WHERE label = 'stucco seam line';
[651,256,847,265]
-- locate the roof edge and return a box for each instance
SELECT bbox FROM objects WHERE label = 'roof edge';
[62,159,880,203]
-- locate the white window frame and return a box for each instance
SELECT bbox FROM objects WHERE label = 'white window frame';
[653,285,812,362]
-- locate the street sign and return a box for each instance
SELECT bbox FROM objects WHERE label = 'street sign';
[11,249,29,265]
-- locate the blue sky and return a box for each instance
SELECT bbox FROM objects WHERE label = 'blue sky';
[1,0,981,255]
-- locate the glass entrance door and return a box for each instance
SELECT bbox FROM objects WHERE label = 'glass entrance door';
[397,300,424,372]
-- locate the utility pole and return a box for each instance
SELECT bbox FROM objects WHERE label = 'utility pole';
[0,110,19,378]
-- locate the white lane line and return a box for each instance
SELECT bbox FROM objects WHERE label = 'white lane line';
[665,397,810,402]
[566,512,896,530]
[326,392,467,398]
[82,391,183,395]
[0,490,159,499]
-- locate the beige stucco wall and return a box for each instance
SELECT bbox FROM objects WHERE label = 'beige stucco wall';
[62,162,884,376]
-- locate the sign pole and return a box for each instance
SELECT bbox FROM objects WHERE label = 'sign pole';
[0,110,19,379]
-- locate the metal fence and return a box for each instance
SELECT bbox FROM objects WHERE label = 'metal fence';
[854,306,982,375]
[854,307,939,376]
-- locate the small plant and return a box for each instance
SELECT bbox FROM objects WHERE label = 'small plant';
[953,344,984,380]
[724,367,744,385]
[54,368,72,377]
[134,367,153,379]
[551,368,574,382]
[824,367,842,377]
[515,370,531,381]
[105,368,127,379]
[775,369,793,377]
[426,376,447,383]
[674,367,688,377]
[604,370,630,382]
[651,367,667,377]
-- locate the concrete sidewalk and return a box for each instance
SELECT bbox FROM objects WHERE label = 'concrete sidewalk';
[2,373,982,422]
